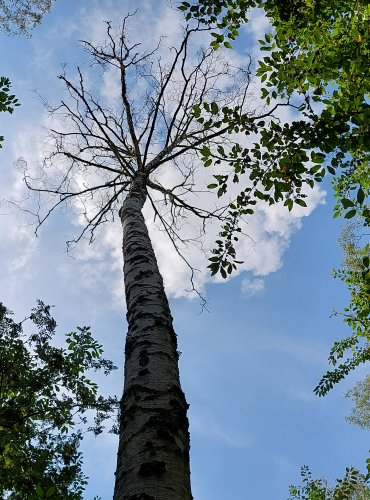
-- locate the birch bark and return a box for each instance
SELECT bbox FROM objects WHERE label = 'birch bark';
[114,175,192,500]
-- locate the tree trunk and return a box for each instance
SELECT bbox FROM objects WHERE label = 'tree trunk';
[114,175,192,500]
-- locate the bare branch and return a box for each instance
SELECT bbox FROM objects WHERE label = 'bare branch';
[14,15,296,285]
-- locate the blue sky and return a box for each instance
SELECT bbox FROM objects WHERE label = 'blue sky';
[0,1,368,499]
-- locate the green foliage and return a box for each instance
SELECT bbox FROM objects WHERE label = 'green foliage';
[289,465,370,500]
[0,0,53,35]
[180,1,370,278]
[346,374,370,431]
[0,301,118,499]
[183,6,370,494]
[0,77,18,114]
[0,1,54,147]
[0,76,20,147]
[314,225,370,396]
[179,0,254,49]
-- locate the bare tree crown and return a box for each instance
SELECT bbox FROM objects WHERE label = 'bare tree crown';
[20,15,252,249]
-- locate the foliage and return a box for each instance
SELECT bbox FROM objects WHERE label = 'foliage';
[346,374,370,431]
[0,0,54,147]
[0,0,53,34]
[0,76,20,147]
[0,300,118,499]
[180,0,370,278]
[314,225,370,396]
[289,465,370,500]
[286,228,370,495]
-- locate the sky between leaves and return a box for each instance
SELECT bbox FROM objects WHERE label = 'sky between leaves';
[0,0,368,499]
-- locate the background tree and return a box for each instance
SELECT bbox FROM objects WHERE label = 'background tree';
[289,465,370,500]
[0,0,55,147]
[0,0,54,34]
[288,222,370,496]
[346,375,370,432]
[0,300,118,499]
[315,225,370,395]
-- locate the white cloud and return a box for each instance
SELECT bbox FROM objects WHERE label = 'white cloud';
[242,277,265,297]
[0,0,327,306]
[243,7,272,42]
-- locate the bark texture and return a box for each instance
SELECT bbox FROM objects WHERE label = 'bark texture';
[114,176,192,500]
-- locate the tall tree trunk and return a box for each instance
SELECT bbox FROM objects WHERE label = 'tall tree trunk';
[114,175,192,500]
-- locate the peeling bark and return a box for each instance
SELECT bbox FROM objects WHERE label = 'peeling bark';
[114,176,192,500]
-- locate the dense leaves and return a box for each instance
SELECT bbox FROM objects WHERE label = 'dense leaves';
[346,374,370,431]
[314,225,370,396]
[181,0,370,278]
[0,301,118,499]
[0,76,20,146]
[0,0,53,34]
[289,465,370,500]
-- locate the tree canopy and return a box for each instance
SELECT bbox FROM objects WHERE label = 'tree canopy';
[0,300,118,499]
[179,0,369,276]
[0,0,54,147]
[0,0,53,34]
[315,225,370,395]
[346,374,370,431]
[289,465,370,500]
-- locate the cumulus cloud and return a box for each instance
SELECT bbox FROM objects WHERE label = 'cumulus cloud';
[243,7,273,43]
[0,0,327,307]
[151,185,325,298]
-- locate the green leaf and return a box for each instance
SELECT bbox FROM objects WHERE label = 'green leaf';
[357,188,365,204]
[192,104,201,117]
[326,165,335,175]
[208,256,220,263]
[201,145,211,157]
[36,485,44,498]
[295,199,307,208]
[341,198,354,209]
[46,486,56,498]
[207,183,218,189]
[211,101,219,114]
[345,209,357,219]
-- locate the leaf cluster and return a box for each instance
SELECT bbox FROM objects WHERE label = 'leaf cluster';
[204,113,330,276]
[0,76,20,147]
[0,0,53,35]
[181,1,370,278]
[345,374,370,431]
[314,226,370,396]
[289,465,370,500]
[179,0,254,49]
[0,301,118,499]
